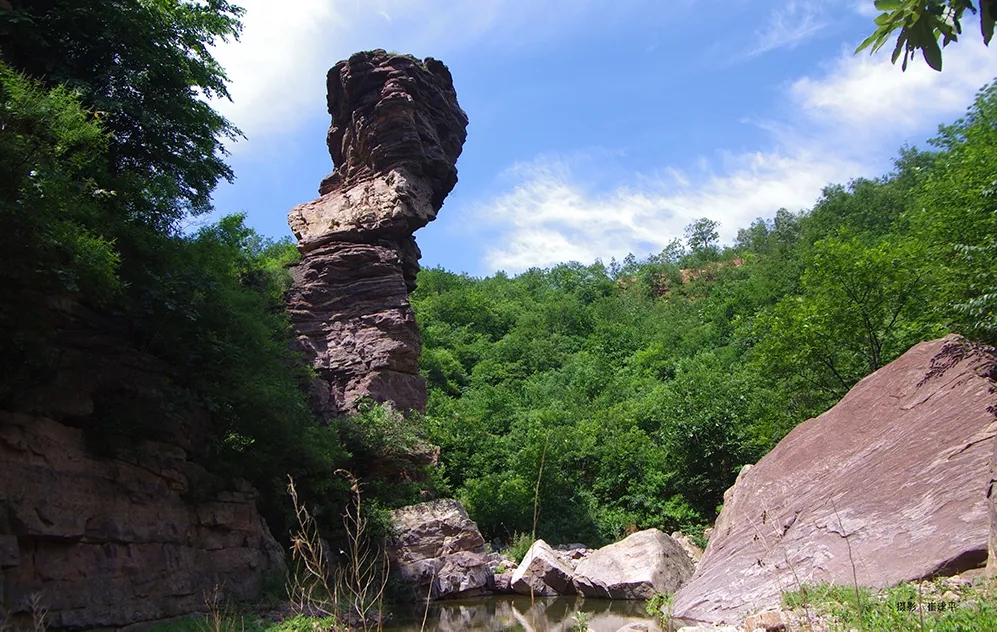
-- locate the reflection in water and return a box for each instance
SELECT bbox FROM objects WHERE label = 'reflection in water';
[383,596,663,632]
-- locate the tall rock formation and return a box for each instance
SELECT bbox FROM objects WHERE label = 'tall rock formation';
[286,50,468,419]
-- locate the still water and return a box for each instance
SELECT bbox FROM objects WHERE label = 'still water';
[382,595,664,632]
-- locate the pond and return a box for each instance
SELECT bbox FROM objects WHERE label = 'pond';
[382,595,665,632]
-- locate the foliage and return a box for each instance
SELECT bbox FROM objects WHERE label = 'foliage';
[858,0,997,71]
[0,0,244,227]
[413,76,997,547]
[783,580,997,631]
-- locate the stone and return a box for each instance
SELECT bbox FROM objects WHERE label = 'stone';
[0,412,281,628]
[510,539,576,596]
[573,529,694,600]
[492,570,514,594]
[743,608,789,631]
[287,50,467,419]
[435,551,493,598]
[672,531,705,565]
[386,499,491,600]
[672,336,997,625]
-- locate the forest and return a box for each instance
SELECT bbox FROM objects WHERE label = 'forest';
[1,0,996,553]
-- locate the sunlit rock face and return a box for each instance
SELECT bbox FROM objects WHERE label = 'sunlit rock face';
[672,335,997,626]
[287,50,467,418]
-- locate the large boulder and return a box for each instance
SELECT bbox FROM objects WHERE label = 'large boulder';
[510,539,577,596]
[287,50,468,419]
[386,499,492,600]
[573,529,694,599]
[672,335,997,625]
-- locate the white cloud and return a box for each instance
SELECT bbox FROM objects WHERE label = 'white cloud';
[793,40,997,130]
[477,40,997,273]
[210,0,625,146]
[743,1,827,59]
[479,151,858,272]
[210,0,346,140]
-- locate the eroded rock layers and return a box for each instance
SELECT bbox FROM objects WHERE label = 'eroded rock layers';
[287,50,467,418]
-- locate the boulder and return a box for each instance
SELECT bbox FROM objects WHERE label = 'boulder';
[510,539,576,596]
[287,50,468,419]
[672,335,997,625]
[386,499,491,600]
[573,529,694,599]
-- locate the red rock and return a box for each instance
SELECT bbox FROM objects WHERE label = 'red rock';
[0,413,283,628]
[672,335,997,625]
[287,50,467,418]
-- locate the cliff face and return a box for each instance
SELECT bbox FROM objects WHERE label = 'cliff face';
[287,50,468,419]
[0,302,283,628]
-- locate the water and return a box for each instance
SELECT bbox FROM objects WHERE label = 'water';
[382,595,664,632]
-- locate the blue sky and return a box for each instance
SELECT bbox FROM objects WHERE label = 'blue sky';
[203,0,997,276]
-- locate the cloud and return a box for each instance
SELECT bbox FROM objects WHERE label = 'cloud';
[210,0,346,141]
[742,1,828,59]
[479,151,858,272]
[209,0,628,146]
[793,40,997,131]
[476,40,997,273]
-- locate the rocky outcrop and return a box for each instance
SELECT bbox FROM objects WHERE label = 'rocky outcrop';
[574,529,694,599]
[0,412,282,629]
[287,50,468,419]
[672,335,997,625]
[386,499,492,600]
[511,540,578,597]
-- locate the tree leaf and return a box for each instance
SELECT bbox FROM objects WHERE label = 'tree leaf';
[982,0,997,45]
[922,34,944,70]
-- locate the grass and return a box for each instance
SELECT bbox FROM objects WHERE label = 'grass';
[782,577,997,631]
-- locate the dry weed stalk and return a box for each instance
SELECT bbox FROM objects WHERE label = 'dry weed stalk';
[334,469,389,631]
[287,471,389,631]
[287,475,338,618]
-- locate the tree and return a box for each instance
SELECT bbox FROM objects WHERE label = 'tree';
[0,0,244,227]
[684,217,721,260]
[858,0,997,71]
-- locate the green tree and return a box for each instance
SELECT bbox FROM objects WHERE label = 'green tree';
[858,0,997,71]
[0,0,244,227]
[755,234,932,396]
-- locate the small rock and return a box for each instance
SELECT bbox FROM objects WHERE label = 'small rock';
[744,607,788,631]
[941,590,961,602]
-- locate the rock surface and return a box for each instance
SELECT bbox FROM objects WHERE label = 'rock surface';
[672,335,997,625]
[287,50,468,418]
[0,412,282,629]
[386,499,491,600]
[510,539,577,597]
[573,529,694,599]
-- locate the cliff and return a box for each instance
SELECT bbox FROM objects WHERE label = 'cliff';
[0,302,283,628]
[286,50,468,419]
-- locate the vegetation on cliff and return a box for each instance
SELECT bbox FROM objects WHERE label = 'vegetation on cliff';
[0,1,408,541]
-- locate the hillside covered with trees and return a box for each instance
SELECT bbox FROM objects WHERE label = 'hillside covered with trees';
[412,82,997,545]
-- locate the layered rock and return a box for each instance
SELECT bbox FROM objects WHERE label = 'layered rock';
[574,529,694,599]
[672,335,997,625]
[0,300,282,628]
[385,499,492,600]
[511,540,577,597]
[287,50,468,418]
[0,413,282,629]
